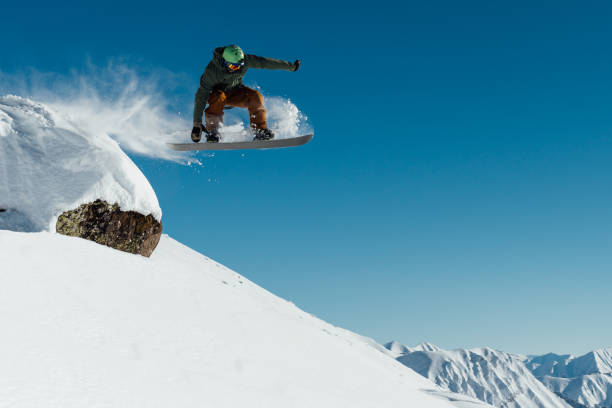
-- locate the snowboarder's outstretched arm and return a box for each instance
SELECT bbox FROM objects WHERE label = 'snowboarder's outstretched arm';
[246,54,300,72]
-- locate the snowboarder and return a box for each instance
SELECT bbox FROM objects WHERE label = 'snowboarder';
[191,45,301,143]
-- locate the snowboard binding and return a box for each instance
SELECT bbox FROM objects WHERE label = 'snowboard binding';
[205,128,220,143]
[252,128,275,141]
[191,126,220,143]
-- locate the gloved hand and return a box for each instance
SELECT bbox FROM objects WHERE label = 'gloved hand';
[293,59,301,72]
[191,123,203,143]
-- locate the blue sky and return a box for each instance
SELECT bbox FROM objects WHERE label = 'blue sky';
[2,0,612,354]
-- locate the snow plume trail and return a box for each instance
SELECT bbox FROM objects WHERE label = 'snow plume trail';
[0,63,191,163]
[0,63,311,162]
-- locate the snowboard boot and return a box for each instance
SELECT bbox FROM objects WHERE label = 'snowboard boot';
[191,126,202,143]
[252,127,275,141]
[205,128,220,143]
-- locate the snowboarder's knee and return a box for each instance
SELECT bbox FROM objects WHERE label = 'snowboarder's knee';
[248,90,264,109]
[208,90,227,105]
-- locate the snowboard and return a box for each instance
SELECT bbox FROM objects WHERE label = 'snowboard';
[167,134,313,151]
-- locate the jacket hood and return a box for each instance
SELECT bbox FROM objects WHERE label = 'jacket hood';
[213,46,225,61]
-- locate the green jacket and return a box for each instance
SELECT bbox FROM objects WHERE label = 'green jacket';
[193,46,296,124]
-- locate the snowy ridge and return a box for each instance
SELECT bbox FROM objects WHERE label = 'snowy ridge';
[386,341,442,358]
[386,341,571,408]
[525,350,612,378]
[0,95,161,231]
[540,374,612,408]
[525,350,612,408]
[0,230,493,408]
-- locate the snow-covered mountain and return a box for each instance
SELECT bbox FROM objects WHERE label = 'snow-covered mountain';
[386,341,571,408]
[524,351,612,408]
[0,95,492,407]
[525,351,612,379]
[0,231,494,408]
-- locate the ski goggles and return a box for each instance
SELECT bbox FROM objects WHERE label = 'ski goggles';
[224,59,244,71]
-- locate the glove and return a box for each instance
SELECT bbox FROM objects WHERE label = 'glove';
[293,59,301,72]
[191,123,203,143]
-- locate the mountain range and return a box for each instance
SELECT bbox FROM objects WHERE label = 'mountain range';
[386,341,612,408]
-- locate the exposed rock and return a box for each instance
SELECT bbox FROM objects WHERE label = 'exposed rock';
[56,200,162,257]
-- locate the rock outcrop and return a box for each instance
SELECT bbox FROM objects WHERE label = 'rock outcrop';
[56,200,162,257]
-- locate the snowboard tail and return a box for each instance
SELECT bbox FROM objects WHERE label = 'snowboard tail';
[167,134,313,151]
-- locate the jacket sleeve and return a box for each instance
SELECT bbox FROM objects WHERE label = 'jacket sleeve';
[245,54,296,71]
[193,64,216,124]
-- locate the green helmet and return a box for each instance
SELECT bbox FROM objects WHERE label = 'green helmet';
[222,45,244,63]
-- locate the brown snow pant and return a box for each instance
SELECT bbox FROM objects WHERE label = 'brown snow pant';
[205,86,267,131]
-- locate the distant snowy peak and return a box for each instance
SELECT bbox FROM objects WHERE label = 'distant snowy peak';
[385,342,612,408]
[385,341,441,357]
[540,373,612,408]
[524,349,612,408]
[386,341,571,408]
[525,349,612,378]
[524,353,573,379]
[384,340,409,357]
[591,349,612,373]
[413,342,443,353]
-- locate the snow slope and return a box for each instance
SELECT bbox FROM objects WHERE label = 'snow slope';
[525,351,612,407]
[0,95,161,232]
[386,342,571,408]
[0,230,492,408]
